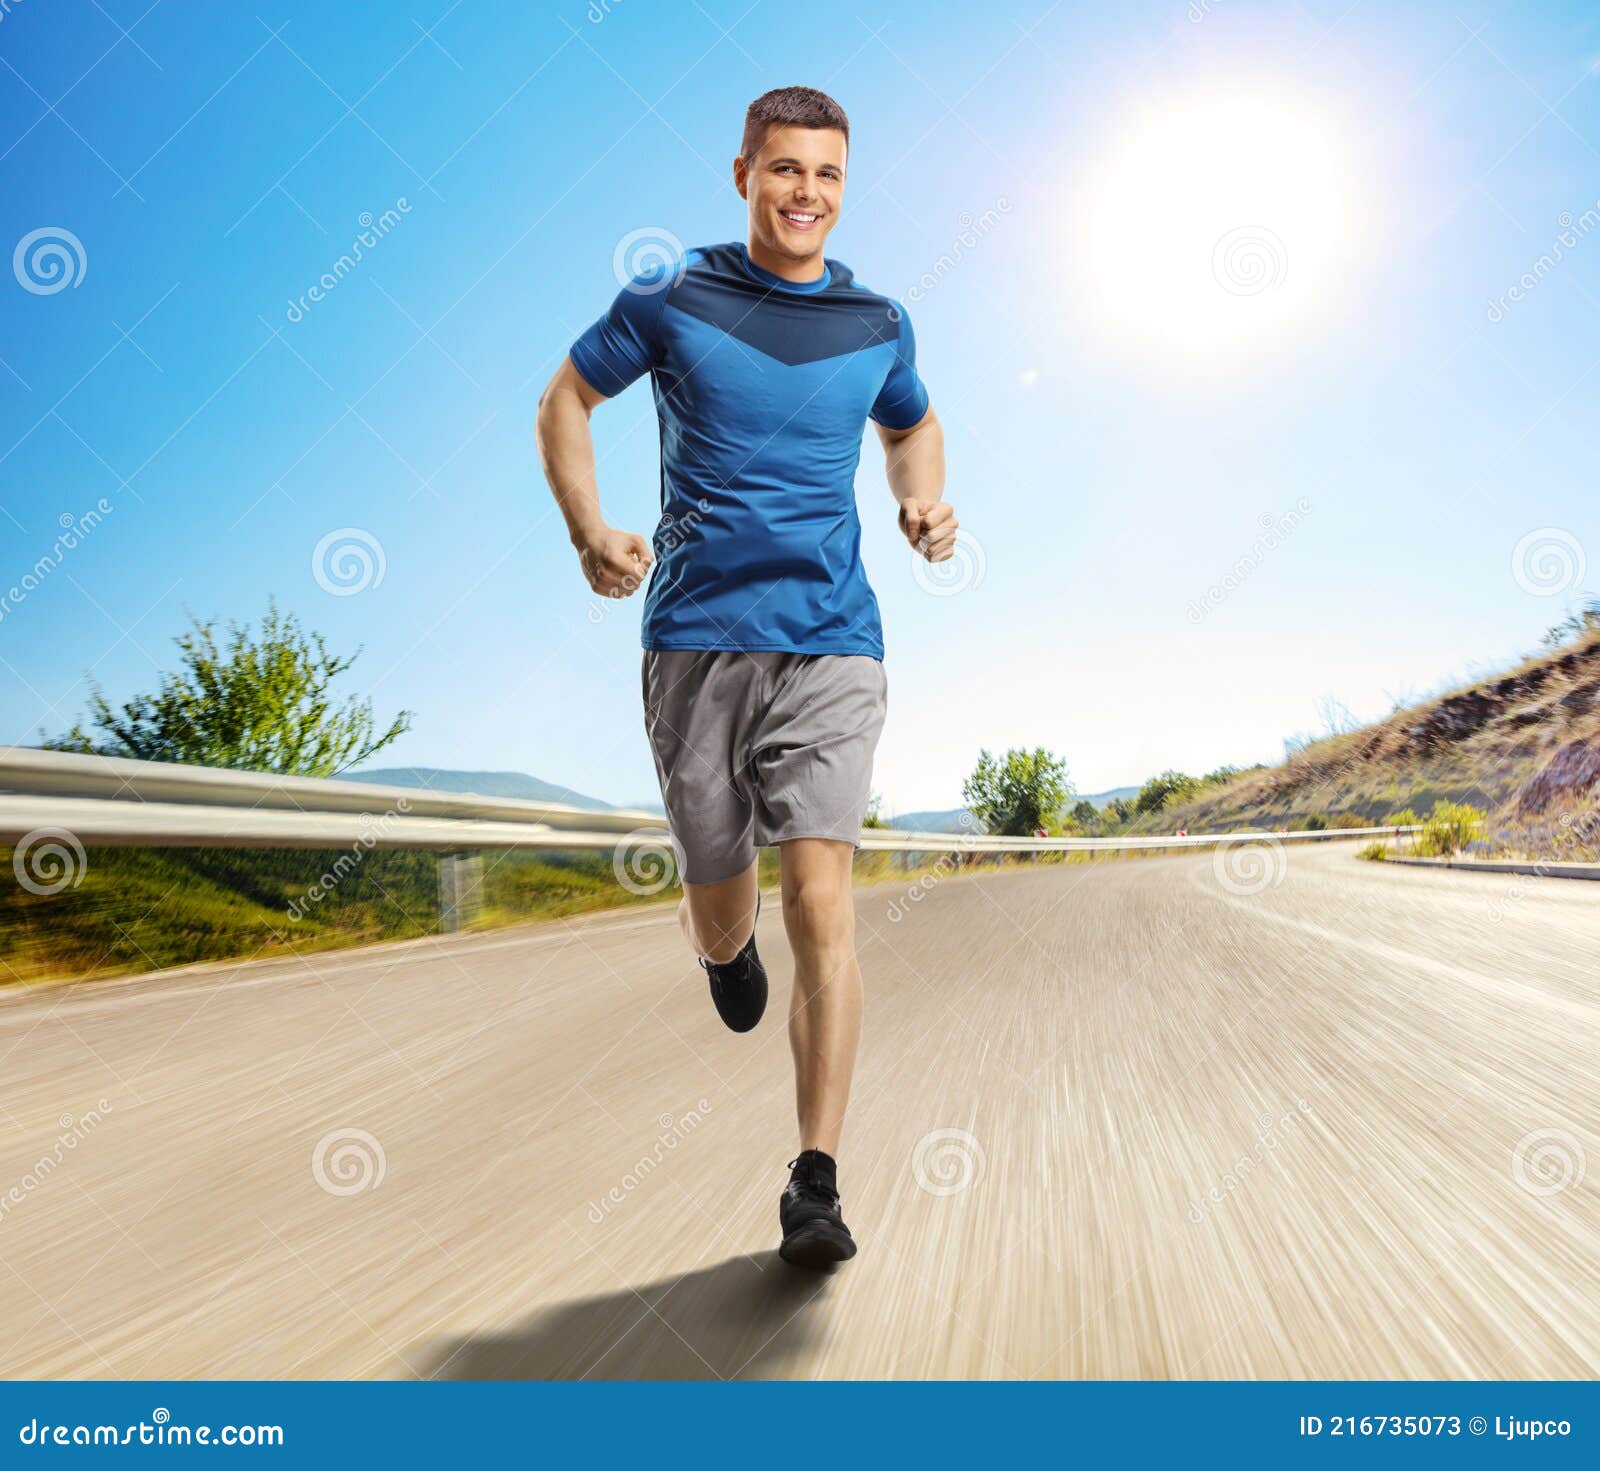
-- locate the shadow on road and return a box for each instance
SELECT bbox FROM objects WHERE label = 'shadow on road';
[422,1252,835,1380]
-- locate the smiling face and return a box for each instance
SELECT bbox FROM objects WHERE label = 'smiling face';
[735,124,846,275]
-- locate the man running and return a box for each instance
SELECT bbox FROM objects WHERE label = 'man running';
[536,85,955,1268]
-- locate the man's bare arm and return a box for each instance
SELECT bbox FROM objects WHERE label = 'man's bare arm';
[535,357,653,597]
[876,407,957,563]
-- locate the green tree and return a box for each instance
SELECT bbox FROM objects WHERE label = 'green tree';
[45,598,413,777]
[1135,769,1199,815]
[1070,799,1099,827]
[962,747,1071,836]
[862,790,887,830]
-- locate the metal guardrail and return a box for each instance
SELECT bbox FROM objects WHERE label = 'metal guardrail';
[0,746,1412,854]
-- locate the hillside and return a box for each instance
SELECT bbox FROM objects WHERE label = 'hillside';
[1154,630,1600,858]
[343,767,614,809]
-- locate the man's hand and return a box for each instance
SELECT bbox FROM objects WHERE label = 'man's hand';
[576,525,653,598]
[898,499,958,563]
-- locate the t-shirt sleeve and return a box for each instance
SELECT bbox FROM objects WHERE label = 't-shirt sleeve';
[869,304,930,431]
[568,271,670,398]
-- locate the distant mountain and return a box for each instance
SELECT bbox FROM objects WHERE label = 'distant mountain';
[342,767,614,810]
[892,786,1140,833]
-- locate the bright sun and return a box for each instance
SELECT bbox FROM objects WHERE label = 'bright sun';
[1078,96,1363,358]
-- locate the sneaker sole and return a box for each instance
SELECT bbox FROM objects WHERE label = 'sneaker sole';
[778,1220,857,1268]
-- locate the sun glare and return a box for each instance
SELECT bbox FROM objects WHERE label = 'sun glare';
[1078,96,1364,359]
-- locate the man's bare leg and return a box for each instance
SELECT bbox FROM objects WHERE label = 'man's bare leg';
[778,838,862,1157]
[677,859,758,963]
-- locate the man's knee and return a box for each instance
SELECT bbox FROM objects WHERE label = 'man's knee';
[782,875,854,951]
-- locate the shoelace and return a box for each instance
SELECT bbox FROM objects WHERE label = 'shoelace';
[785,1159,839,1207]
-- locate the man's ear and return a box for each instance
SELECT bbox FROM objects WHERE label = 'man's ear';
[732,153,749,200]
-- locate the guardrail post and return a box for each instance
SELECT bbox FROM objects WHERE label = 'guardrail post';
[438,851,483,933]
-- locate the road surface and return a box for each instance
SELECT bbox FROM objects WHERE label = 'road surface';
[1,842,1595,1379]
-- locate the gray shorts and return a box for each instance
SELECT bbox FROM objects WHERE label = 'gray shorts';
[641,649,888,885]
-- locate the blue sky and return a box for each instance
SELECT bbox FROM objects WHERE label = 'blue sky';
[3,0,1599,814]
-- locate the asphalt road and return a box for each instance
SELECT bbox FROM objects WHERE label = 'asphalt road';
[1,841,1595,1379]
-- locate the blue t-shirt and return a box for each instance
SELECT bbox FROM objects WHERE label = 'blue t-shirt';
[569,241,929,660]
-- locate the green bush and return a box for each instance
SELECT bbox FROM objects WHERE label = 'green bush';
[1304,813,1328,831]
[1358,841,1389,861]
[1414,800,1486,858]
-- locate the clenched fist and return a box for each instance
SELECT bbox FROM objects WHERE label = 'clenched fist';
[898,498,959,563]
[576,525,653,598]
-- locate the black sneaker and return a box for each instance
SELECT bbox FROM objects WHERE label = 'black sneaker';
[778,1149,857,1267]
[700,892,766,1033]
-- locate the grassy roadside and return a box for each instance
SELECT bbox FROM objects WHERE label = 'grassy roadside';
[1,843,1091,990]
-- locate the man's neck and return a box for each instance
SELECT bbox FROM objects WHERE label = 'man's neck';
[746,236,825,284]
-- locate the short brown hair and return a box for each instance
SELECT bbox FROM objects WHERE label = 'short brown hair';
[741,86,849,163]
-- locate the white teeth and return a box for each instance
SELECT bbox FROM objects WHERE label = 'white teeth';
[782,211,818,224]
